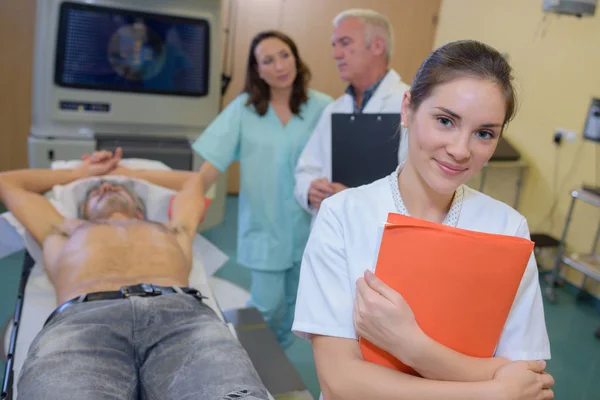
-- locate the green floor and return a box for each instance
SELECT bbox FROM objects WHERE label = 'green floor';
[2,197,600,399]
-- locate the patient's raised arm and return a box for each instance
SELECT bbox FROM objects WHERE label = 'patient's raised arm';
[0,155,120,245]
[90,148,222,195]
[0,180,64,246]
[0,168,86,195]
[0,168,84,246]
[169,174,206,239]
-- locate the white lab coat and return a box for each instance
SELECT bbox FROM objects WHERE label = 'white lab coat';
[292,175,551,361]
[293,69,411,218]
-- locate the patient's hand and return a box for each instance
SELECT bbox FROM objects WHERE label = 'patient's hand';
[354,270,422,362]
[108,164,133,177]
[79,148,124,177]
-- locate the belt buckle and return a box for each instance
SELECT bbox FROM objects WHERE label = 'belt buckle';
[120,284,162,298]
[190,289,208,301]
[120,286,130,298]
[143,284,162,296]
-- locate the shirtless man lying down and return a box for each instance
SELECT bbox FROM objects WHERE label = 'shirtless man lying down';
[0,149,269,400]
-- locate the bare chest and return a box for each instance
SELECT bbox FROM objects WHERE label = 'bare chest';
[43,222,189,281]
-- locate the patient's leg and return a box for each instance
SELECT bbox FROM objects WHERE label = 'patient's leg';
[17,300,138,400]
[138,294,270,400]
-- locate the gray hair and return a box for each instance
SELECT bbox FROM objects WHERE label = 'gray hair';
[78,179,147,220]
[333,9,394,64]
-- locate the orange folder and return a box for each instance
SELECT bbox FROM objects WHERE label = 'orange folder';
[359,213,534,376]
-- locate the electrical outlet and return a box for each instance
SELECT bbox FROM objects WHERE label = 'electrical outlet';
[553,127,578,145]
[564,130,577,142]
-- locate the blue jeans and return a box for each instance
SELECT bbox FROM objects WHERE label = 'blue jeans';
[17,293,270,399]
[247,262,301,348]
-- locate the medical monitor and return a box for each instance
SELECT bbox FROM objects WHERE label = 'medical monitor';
[31,0,222,139]
[55,2,210,97]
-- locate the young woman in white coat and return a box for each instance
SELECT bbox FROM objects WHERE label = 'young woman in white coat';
[292,40,555,400]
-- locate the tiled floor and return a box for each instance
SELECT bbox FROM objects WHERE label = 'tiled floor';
[1,197,600,399]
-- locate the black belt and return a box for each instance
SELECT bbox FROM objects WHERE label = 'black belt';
[44,283,207,327]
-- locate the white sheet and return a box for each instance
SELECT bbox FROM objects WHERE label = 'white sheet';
[0,158,239,398]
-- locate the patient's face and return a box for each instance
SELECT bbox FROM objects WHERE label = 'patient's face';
[83,182,143,221]
[402,76,505,195]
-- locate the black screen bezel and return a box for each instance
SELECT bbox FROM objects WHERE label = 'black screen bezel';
[54,1,211,97]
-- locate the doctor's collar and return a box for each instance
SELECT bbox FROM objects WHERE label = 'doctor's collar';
[345,69,389,113]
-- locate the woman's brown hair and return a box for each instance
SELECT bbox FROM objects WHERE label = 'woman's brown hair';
[409,40,517,130]
[243,30,311,116]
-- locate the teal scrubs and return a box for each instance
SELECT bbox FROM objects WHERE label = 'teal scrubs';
[192,89,333,346]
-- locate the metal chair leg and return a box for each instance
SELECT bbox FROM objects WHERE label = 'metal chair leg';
[546,195,577,303]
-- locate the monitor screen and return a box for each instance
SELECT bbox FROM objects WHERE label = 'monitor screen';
[55,2,210,97]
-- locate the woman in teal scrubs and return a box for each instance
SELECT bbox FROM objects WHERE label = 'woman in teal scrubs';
[192,30,333,347]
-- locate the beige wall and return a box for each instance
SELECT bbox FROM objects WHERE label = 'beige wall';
[435,0,600,293]
[222,0,441,105]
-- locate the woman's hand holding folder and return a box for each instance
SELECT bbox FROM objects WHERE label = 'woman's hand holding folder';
[354,269,421,363]
[353,270,555,399]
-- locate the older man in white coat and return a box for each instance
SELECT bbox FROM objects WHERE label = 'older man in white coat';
[294,9,410,217]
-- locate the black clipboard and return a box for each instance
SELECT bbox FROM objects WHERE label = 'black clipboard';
[331,113,401,188]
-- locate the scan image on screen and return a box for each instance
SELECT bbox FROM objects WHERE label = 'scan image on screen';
[55,2,210,97]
